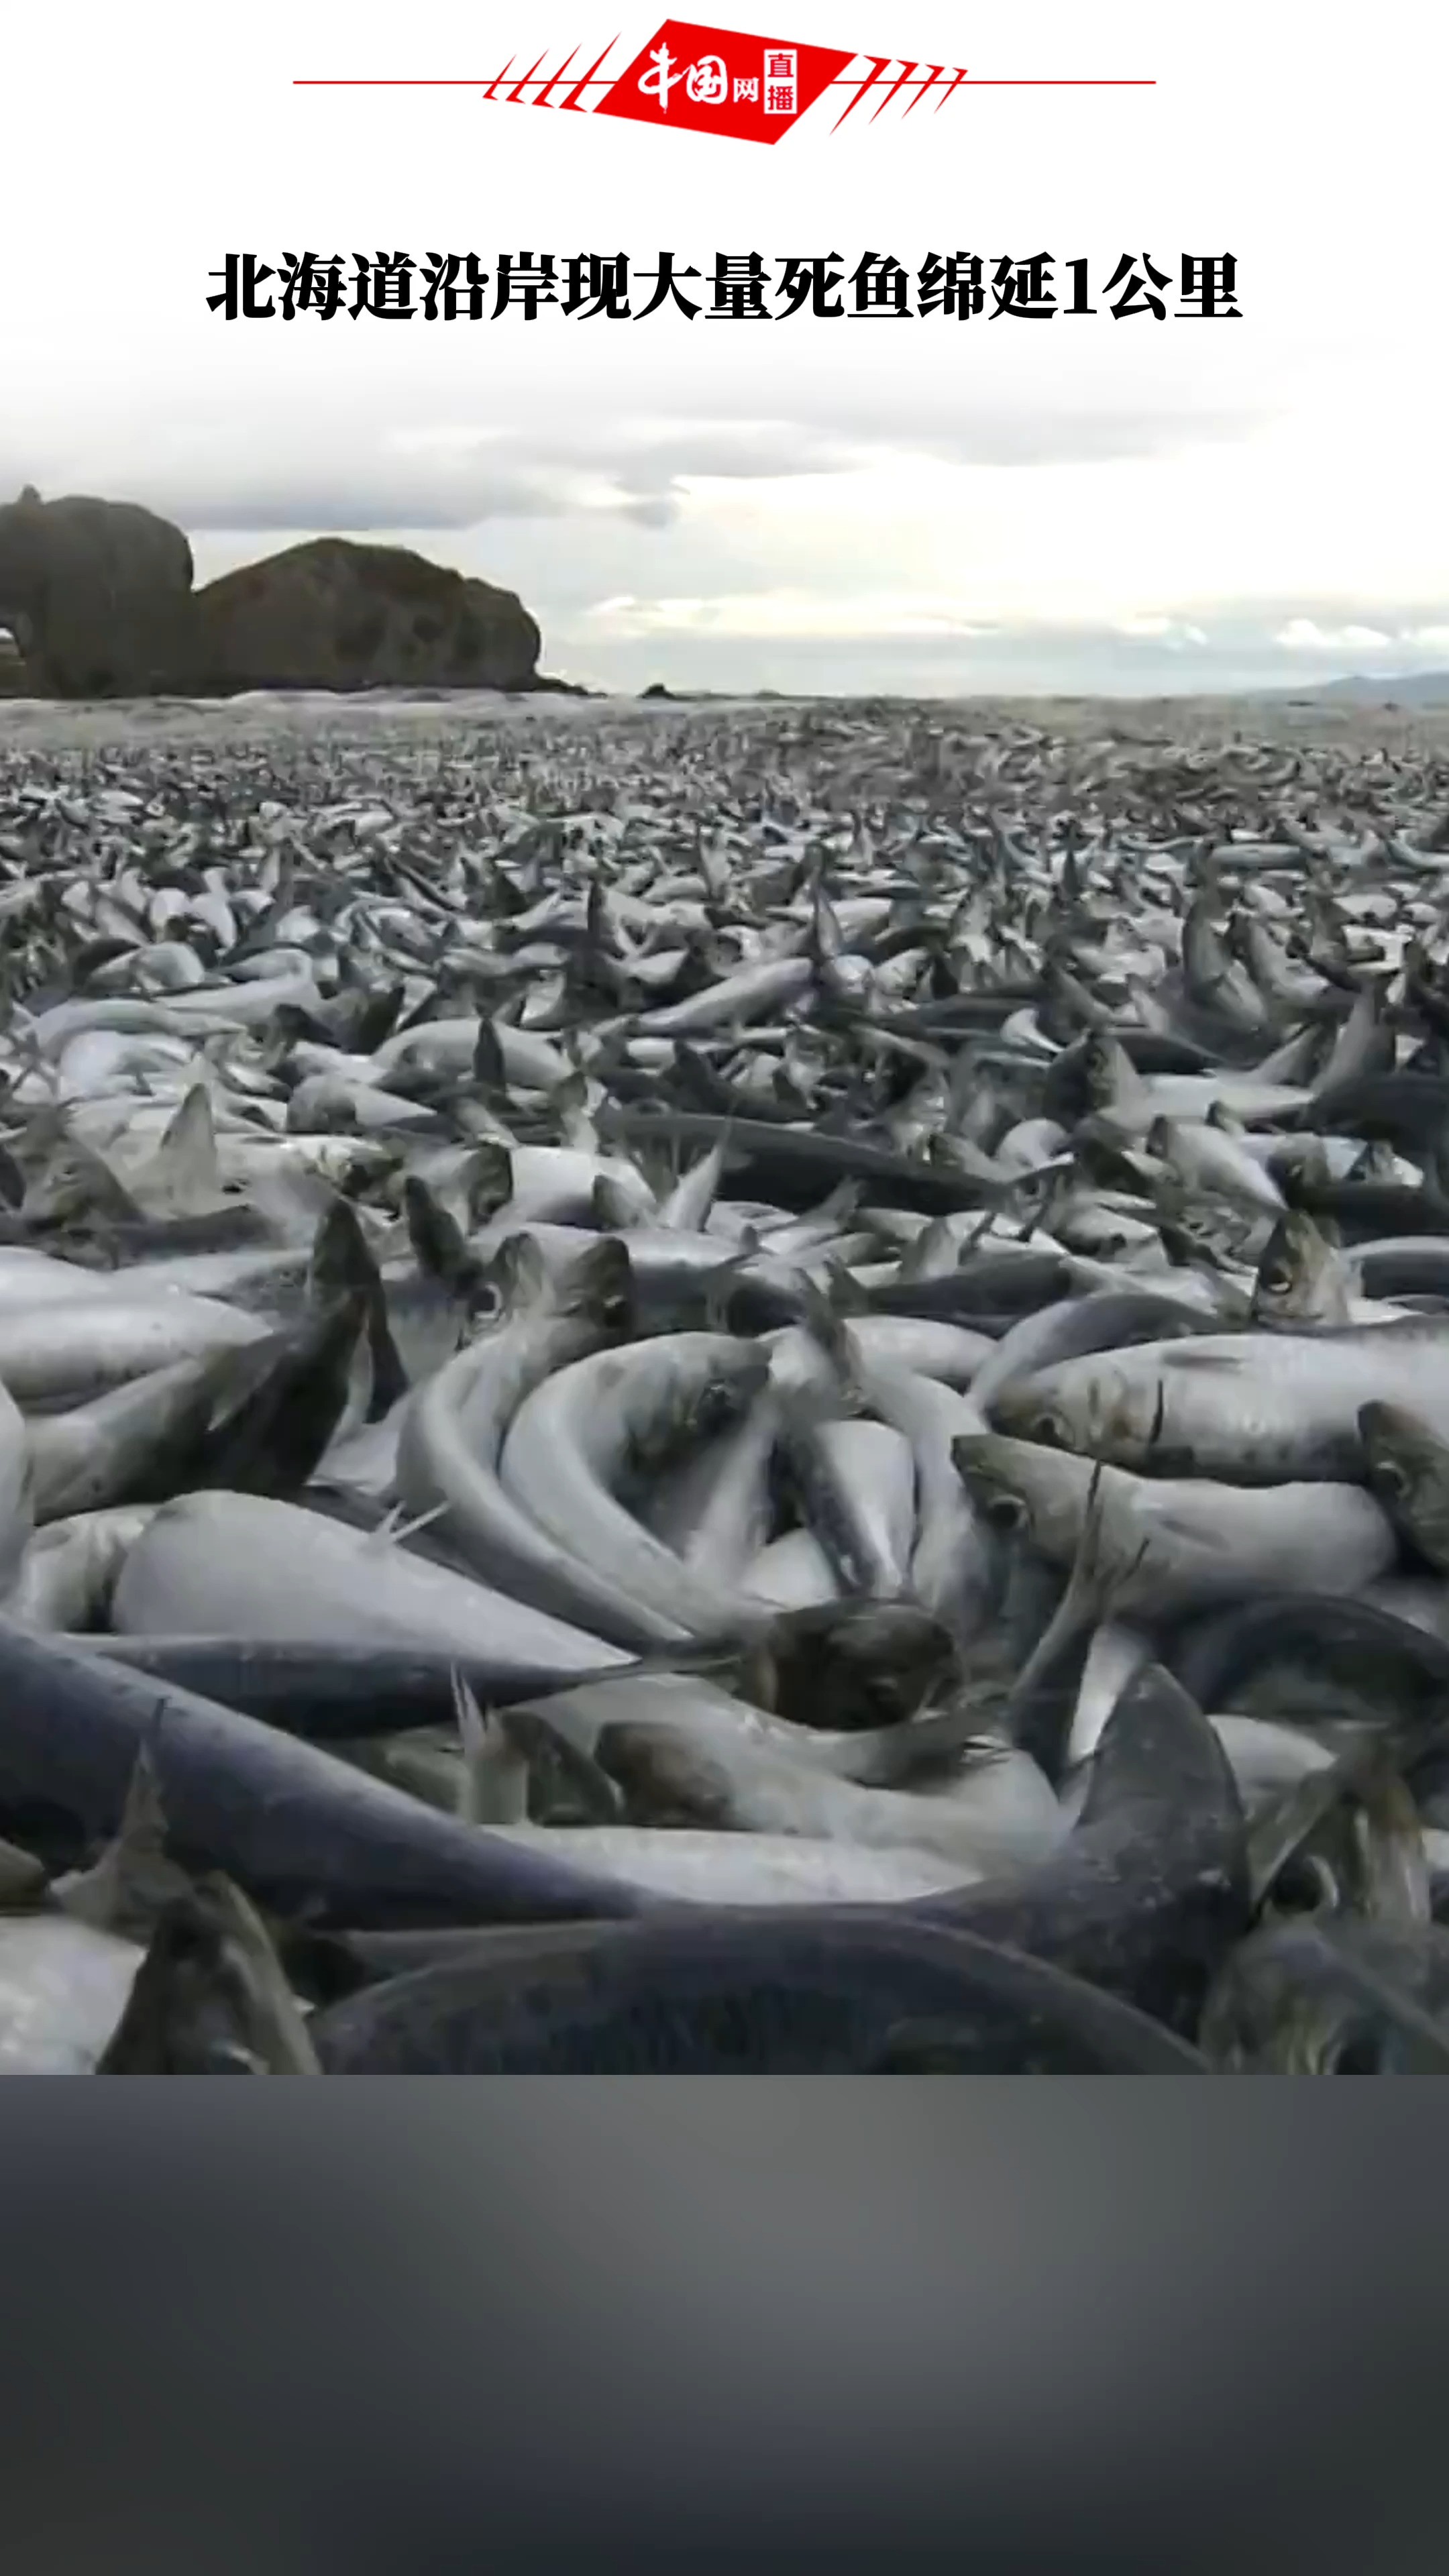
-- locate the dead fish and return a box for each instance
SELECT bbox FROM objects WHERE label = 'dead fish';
[0,699,1444,2075]
[309,1912,1210,2074]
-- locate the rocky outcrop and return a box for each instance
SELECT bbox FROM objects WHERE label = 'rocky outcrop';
[0,488,196,696]
[191,538,541,694]
[0,496,546,699]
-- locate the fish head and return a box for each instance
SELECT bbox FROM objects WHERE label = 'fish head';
[953,1428,1033,1533]
[986,1358,1138,1464]
[951,1427,1087,1556]
[1200,1921,1440,2076]
[1198,1929,1336,2072]
[462,1141,515,1230]
[1079,1030,1139,1115]
[1252,1208,1347,1327]
[763,1599,958,1729]
[1157,1175,1263,1275]
[1358,1401,1449,1567]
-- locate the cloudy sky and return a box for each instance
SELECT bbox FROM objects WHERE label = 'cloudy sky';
[4,1,1446,695]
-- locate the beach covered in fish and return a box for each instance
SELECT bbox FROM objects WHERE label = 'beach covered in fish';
[1,684,1448,2072]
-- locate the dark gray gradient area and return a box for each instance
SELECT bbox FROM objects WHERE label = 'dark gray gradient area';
[0,2088,1438,2574]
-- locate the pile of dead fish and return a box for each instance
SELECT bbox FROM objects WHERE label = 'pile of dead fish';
[5,698,1449,2069]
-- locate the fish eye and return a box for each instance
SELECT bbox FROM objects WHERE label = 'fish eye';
[1028,1411,1065,1448]
[1370,1456,1408,1499]
[1267,1854,1338,1919]
[982,1491,1027,1532]
[1259,1265,1293,1298]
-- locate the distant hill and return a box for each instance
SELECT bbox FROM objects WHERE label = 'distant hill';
[1310,668,1449,705]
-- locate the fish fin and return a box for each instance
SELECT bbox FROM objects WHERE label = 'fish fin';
[402,1174,474,1290]
[808,1177,863,1232]
[352,979,407,1055]
[205,1876,322,2074]
[793,1273,855,1376]
[472,1017,511,1097]
[366,1499,449,1552]
[140,1083,225,1218]
[313,1191,405,1412]
[309,1191,379,1308]
[659,1138,725,1232]
[703,1255,751,1334]
[551,1068,597,1151]
[98,1872,321,2076]
[52,1731,189,1941]
[806,865,844,967]
[896,1215,955,1283]
[453,1671,529,1827]
[1353,1752,1432,1929]
[632,1139,679,1205]
[822,1257,870,1318]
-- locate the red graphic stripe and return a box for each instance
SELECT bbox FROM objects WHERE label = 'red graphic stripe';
[559,39,620,107]
[870,59,922,120]
[901,62,943,116]
[535,42,580,102]
[506,50,551,100]
[830,54,891,129]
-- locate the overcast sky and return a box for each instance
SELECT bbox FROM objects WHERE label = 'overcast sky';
[4,1,1446,696]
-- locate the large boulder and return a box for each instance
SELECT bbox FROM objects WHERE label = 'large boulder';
[192,538,541,694]
[0,488,196,696]
[0,498,547,699]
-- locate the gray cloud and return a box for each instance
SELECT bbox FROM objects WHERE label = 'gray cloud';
[156,398,1256,539]
[166,417,875,536]
[0,362,1271,546]
[119,468,574,535]
[616,494,678,529]
[0,419,861,540]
